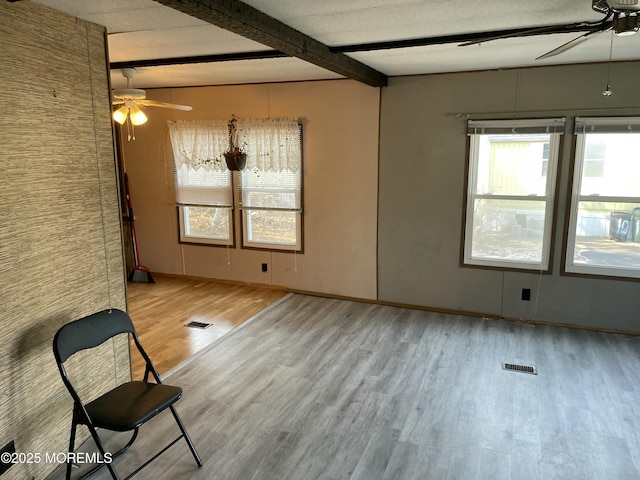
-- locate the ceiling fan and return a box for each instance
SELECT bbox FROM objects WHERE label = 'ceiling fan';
[460,0,640,60]
[111,68,192,131]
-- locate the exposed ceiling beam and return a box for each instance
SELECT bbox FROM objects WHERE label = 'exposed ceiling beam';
[110,50,288,70]
[153,0,388,87]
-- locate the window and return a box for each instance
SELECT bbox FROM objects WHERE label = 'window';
[565,117,640,279]
[168,120,234,246]
[237,118,303,251]
[463,118,565,270]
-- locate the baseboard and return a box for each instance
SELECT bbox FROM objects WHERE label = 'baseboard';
[287,288,501,320]
[150,272,288,291]
[502,315,640,337]
[285,289,640,337]
[148,274,640,337]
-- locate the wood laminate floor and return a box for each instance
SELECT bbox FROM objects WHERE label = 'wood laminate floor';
[48,294,640,480]
[126,275,288,377]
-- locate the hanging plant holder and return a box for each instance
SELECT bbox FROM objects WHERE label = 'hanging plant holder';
[224,148,247,171]
[224,115,247,171]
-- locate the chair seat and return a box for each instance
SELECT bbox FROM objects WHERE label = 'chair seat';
[85,381,183,431]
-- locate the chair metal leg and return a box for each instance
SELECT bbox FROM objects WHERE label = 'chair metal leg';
[84,425,120,480]
[169,406,203,467]
[69,416,196,480]
[71,428,138,480]
[66,421,77,480]
[112,428,139,460]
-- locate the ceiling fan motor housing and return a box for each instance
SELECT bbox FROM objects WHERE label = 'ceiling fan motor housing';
[113,88,147,101]
[615,12,640,34]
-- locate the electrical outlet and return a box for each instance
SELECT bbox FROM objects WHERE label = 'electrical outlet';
[521,288,531,301]
[0,440,16,475]
[261,263,268,272]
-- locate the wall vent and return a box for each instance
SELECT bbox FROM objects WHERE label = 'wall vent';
[502,362,537,375]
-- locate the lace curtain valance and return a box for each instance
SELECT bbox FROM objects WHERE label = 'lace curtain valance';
[168,120,229,172]
[236,118,301,174]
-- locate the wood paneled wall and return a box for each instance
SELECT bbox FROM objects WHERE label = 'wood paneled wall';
[0,3,128,479]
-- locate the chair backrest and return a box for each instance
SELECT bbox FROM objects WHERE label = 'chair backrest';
[53,309,135,364]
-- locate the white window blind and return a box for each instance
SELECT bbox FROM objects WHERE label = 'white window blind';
[468,118,566,135]
[574,116,640,134]
[168,120,232,207]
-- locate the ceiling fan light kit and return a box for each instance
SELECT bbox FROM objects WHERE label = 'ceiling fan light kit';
[111,68,192,139]
[112,102,148,126]
[112,106,128,124]
[129,107,148,126]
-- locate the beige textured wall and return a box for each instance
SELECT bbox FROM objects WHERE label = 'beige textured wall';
[122,80,380,300]
[0,3,128,479]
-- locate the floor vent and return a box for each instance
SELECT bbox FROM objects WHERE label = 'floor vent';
[502,362,537,375]
[185,321,212,329]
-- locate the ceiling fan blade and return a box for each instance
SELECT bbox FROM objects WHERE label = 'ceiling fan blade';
[138,99,193,111]
[535,28,606,60]
[459,24,578,47]
[459,14,612,48]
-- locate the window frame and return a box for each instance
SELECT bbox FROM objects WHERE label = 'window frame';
[168,120,235,247]
[177,205,235,247]
[563,116,640,280]
[241,209,304,252]
[238,122,304,253]
[168,118,304,252]
[462,118,565,272]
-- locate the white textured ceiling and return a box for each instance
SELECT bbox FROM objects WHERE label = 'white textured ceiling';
[30,0,640,89]
[240,0,601,44]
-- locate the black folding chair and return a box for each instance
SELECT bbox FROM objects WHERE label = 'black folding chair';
[53,308,202,479]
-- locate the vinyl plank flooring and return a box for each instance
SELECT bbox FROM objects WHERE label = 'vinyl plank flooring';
[510,439,542,480]
[46,294,640,480]
[477,448,511,480]
[445,446,483,480]
[598,435,640,480]
[382,441,451,480]
[317,392,388,479]
[349,426,400,480]
[279,407,357,480]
